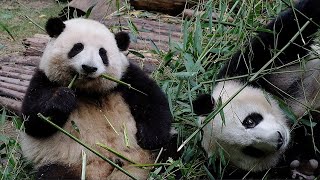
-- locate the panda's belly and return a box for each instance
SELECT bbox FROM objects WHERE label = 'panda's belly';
[21,93,153,178]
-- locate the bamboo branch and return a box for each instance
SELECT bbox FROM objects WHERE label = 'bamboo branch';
[100,74,147,96]
[97,142,137,164]
[37,113,138,180]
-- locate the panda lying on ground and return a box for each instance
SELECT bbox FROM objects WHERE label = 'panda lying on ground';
[193,0,320,178]
[20,18,172,179]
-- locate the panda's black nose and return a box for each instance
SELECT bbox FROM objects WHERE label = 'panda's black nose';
[82,65,97,73]
[276,131,284,150]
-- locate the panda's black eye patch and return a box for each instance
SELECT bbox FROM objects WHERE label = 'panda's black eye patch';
[68,43,84,58]
[242,113,263,129]
[99,48,108,65]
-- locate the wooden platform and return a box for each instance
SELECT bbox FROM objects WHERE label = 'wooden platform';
[0,14,183,114]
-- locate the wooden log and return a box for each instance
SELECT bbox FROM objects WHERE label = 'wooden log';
[62,0,125,20]
[130,0,199,15]
[0,87,25,100]
[0,65,35,75]
[0,96,22,114]
[0,76,30,87]
[182,9,234,22]
[0,81,27,94]
[22,34,50,56]
[0,70,32,81]
[0,55,40,66]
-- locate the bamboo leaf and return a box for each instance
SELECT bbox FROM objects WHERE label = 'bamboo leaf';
[300,119,317,128]
[71,121,80,133]
[149,39,161,55]
[0,21,15,40]
[127,20,139,35]
[85,4,96,18]
[129,50,145,58]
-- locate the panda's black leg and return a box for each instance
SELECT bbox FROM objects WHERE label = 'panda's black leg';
[21,70,77,138]
[117,63,172,150]
[36,164,80,180]
[217,0,320,85]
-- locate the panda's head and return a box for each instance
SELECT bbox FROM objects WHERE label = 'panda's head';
[193,81,291,172]
[39,18,130,92]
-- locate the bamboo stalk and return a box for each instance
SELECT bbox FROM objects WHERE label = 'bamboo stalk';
[100,74,147,96]
[96,142,137,164]
[37,113,138,180]
[81,150,86,180]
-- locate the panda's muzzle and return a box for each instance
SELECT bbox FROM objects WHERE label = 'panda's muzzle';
[242,131,285,158]
[82,64,97,74]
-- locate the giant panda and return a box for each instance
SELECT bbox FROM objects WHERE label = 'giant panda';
[20,17,172,179]
[193,0,320,178]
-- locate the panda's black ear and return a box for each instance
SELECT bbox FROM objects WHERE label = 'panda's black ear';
[115,31,130,51]
[45,17,66,38]
[193,94,215,115]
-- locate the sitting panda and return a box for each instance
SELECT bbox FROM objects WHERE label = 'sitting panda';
[193,0,320,178]
[20,17,172,179]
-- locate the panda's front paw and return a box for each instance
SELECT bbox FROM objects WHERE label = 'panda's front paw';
[290,159,318,180]
[44,87,77,115]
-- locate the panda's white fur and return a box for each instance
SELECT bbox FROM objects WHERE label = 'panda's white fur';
[21,93,152,179]
[198,52,320,174]
[200,81,290,171]
[20,17,172,179]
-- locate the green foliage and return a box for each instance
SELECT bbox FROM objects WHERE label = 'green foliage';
[0,108,33,180]
[2,0,320,179]
[152,0,317,178]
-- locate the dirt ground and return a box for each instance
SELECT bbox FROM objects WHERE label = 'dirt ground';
[0,0,64,56]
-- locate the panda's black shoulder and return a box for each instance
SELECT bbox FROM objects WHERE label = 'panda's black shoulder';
[118,62,166,101]
[115,62,173,149]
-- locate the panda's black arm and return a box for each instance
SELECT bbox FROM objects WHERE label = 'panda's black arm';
[218,0,320,81]
[21,70,76,138]
[117,63,172,150]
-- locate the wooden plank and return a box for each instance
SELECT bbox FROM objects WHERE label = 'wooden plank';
[130,0,198,15]
[0,81,28,93]
[0,65,35,75]
[0,96,22,114]
[0,76,30,87]
[0,55,40,66]
[0,70,33,81]
[0,87,25,100]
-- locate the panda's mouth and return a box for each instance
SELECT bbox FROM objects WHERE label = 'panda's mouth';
[79,74,96,80]
[77,72,99,80]
[70,70,97,82]
[242,146,266,158]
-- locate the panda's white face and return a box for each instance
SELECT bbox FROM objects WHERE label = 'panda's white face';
[201,81,290,172]
[39,18,129,92]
